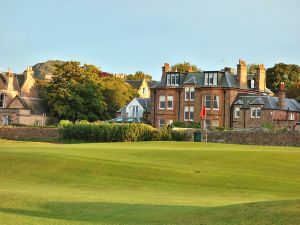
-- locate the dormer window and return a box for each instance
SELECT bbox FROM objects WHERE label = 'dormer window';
[166,73,180,86]
[204,73,218,85]
[0,93,6,108]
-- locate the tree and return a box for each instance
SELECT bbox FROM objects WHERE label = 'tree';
[171,62,200,73]
[126,71,152,81]
[266,63,300,93]
[247,64,259,75]
[101,77,138,118]
[286,81,300,102]
[43,61,107,121]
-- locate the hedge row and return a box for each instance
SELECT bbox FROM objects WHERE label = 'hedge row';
[58,121,189,142]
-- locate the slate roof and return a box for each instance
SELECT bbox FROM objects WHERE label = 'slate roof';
[148,81,158,88]
[9,96,48,115]
[126,80,143,89]
[152,71,244,89]
[0,73,6,84]
[136,98,151,111]
[234,94,300,112]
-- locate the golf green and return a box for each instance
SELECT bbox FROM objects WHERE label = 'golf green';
[0,140,300,225]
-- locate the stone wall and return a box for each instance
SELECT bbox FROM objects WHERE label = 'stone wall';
[0,127,59,140]
[204,130,300,147]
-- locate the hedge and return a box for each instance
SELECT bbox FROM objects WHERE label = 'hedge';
[59,120,188,142]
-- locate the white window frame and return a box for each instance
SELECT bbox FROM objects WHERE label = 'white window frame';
[204,119,210,129]
[167,96,173,110]
[234,106,241,118]
[167,120,173,125]
[184,106,189,121]
[213,96,219,110]
[204,73,218,86]
[159,96,165,110]
[190,87,195,101]
[251,107,261,118]
[159,119,165,128]
[167,73,179,86]
[189,106,194,121]
[205,95,211,110]
[289,112,295,121]
[185,87,190,101]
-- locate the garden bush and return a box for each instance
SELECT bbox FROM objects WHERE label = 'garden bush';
[59,121,190,142]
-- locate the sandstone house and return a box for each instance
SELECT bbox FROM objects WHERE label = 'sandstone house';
[150,60,300,129]
[0,67,47,126]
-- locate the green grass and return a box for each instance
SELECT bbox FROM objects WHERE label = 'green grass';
[0,140,300,225]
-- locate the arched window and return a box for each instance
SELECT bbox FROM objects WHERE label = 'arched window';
[0,93,6,108]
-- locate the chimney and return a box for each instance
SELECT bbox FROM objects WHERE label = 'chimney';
[161,63,171,80]
[278,82,285,109]
[6,68,15,91]
[237,59,247,89]
[21,66,38,97]
[256,64,266,92]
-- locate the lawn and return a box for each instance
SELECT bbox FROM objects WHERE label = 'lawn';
[0,140,300,225]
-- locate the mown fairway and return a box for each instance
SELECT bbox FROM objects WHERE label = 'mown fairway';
[0,140,300,225]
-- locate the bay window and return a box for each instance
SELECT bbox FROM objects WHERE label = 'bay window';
[205,95,211,109]
[185,87,195,101]
[213,96,219,110]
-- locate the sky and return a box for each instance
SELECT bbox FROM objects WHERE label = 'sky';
[0,0,300,80]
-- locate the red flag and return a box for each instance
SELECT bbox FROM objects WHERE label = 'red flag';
[199,105,206,120]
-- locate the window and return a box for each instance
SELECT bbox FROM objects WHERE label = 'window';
[213,96,219,110]
[189,106,194,121]
[212,120,219,127]
[159,96,165,109]
[289,112,295,120]
[251,107,261,118]
[167,96,173,110]
[190,87,195,101]
[185,87,195,101]
[185,87,190,101]
[250,79,255,89]
[2,115,9,126]
[132,106,139,117]
[204,120,211,129]
[234,106,241,118]
[0,93,6,108]
[204,73,218,85]
[142,88,146,94]
[167,73,180,86]
[184,106,189,121]
[184,106,194,121]
[159,119,165,128]
[205,95,211,109]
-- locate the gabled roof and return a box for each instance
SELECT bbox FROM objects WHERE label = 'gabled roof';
[234,94,300,112]
[8,96,48,115]
[126,80,143,89]
[117,98,151,113]
[0,73,6,84]
[136,98,151,111]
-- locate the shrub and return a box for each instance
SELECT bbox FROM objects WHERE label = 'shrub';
[171,130,189,141]
[173,121,202,128]
[58,120,72,127]
[59,122,156,142]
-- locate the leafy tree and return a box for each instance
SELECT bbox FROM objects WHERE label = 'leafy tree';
[171,62,200,73]
[101,77,138,118]
[266,63,300,93]
[43,61,107,121]
[286,81,300,102]
[247,64,259,75]
[126,71,152,81]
